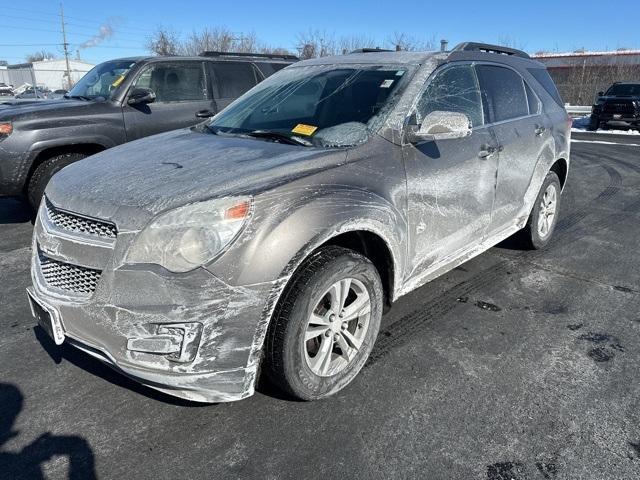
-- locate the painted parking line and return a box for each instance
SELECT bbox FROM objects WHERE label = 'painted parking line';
[571,139,640,147]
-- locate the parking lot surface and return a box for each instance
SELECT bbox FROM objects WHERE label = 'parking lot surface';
[1,138,640,479]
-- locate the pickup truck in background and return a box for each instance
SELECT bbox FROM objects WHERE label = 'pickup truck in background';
[589,82,640,131]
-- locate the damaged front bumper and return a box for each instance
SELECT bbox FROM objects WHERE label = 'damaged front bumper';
[28,200,275,403]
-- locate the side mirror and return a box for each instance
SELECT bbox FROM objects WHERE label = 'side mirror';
[408,111,472,142]
[127,87,156,106]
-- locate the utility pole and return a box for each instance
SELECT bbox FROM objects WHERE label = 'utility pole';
[60,3,72,90]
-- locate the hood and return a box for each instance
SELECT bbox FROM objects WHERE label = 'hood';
[0,98,92,119]
[598,95,640,102]
[46,128,348,225]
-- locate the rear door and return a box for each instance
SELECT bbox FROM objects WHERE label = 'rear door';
[123,61,215,141]
[208,61,262,111]
[476,64,546,232]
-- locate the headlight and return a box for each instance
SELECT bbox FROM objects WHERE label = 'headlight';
[0,122,12,139]
[126,196,252,272]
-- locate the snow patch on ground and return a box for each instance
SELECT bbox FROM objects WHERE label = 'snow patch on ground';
[571,115,640,136]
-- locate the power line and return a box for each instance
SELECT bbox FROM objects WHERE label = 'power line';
[0,43,63,47]
[0,12,157,35]
[1,7,157,33]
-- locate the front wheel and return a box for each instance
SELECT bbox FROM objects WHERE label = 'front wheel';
[263,246,383,401]
[27,153,87,210]
[519,171,562,250]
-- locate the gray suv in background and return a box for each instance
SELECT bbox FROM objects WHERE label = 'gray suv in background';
[0,51,297,207]
[28,42,570,403]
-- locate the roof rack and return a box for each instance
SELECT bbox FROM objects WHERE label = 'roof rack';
[350,48,394,54]
[199,51,299,61]
[452,42,530,59]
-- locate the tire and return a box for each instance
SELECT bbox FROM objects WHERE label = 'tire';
[587,115,599,131]
[519,171,562,250]
[263,245,383,401]
[27,153,87,210]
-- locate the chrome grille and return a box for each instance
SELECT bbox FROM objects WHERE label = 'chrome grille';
[38,251,102,295]
[45,198,117,239]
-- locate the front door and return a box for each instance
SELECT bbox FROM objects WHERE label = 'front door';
[403,63,498,277]
[123,61,216,141]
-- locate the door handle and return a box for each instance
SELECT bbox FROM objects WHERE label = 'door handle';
[478,145,497,159]
[195,109,215,118]
[535,125,546,136]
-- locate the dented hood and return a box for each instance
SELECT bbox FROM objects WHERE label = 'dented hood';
[46,128,347,225]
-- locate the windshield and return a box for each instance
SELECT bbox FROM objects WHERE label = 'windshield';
[67,60,136,101]
[605,84,640,97]
[209,64,411,147]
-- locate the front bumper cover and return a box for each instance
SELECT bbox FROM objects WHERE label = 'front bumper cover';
[29,202,277,403]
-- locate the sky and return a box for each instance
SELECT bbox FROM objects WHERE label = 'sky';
[1,0,639,65]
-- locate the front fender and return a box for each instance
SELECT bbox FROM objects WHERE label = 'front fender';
[208,185,407,299]
[28,134,118,157]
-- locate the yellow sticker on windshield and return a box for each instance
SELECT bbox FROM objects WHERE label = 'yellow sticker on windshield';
[292,124,318,136]
[111,75,125,88]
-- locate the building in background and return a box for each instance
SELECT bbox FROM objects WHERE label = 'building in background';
[4,58,94,91]
[533,50,640,105]
[0,62,10,86]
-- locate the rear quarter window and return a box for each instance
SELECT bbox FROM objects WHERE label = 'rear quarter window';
[527,67,564,107]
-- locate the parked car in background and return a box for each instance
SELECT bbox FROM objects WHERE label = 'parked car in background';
[0,51,297,208]
[48,89,68,99]
[15,87,51,99]
[589,82,640,131]
[28,43,570,403]
[0,83,13,96]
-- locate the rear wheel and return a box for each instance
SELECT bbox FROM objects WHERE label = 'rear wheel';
[519,171,561,250]
[27,153,86,210]
[263,246,383,401]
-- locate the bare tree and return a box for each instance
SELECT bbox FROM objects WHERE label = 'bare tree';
[296,30,338,59]
[25,50,56,62]
[497,35,527,51]
[146,27,180,56]
[537,53,640,105]
[386,32,435,51]
[338,34,377,54]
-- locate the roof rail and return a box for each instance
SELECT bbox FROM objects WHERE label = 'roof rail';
[452,42,530,59]
[350,48,394,54]
[199,51,299,61]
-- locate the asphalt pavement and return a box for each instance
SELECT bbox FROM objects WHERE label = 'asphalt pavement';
[1,138,640,479]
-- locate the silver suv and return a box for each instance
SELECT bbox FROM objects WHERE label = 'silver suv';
[28,42,570,403]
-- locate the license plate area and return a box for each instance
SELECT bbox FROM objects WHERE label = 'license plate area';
[27,290,65,345]
[613,114,622,119]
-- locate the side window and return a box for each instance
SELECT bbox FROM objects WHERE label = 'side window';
[527,68,563,107]
[211,62,258,99]
[417,64,484,128]
[476,65,528,122]
[132,62,206,103]
[524,81,540,115]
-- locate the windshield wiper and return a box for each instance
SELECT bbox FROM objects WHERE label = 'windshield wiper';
[63,94,91,101]
[244,130,311,146]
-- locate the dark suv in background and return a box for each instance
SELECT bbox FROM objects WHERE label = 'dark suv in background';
[0,51,297,207]
[589,82,640,131]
